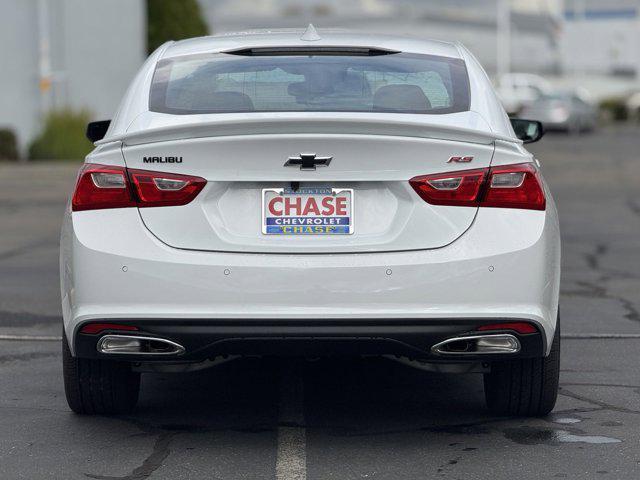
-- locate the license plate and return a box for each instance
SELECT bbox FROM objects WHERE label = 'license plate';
[262,187,354,235]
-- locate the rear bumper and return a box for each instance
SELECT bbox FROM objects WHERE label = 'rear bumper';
[73,318,545,362]
[61,202,561,357]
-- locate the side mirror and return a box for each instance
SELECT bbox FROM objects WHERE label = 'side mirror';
[510,118,544,144]
[86,120,111,143]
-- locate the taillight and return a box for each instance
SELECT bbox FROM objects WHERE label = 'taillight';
[128,169,206,208]
[481,163,546,210]
[72,164,135,211]
[409,168,487,207]
[71,164,206,211]
[409,163,545,211]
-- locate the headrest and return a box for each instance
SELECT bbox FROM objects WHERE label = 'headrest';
[372,85,431,113]
[199,91,255,112]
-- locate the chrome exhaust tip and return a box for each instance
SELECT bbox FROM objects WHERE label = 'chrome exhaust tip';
[97,335,185,356]
[431,334,520,355]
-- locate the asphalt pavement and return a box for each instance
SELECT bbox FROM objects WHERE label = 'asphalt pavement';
[1,127,639,479]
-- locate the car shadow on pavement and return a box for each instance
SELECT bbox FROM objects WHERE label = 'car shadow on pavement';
[130,357,492,434]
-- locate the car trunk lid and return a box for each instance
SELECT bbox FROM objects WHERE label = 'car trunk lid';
[120,114,497,253]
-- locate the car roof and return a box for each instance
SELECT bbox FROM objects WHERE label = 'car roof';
[160,27,463,60]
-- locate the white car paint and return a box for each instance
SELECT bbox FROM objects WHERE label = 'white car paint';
[61,29,560,357]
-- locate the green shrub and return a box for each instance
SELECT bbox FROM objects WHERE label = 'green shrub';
[0,129,19,161]
[28,109,94,161]
[599,97,628,122]
[147,0,208,54]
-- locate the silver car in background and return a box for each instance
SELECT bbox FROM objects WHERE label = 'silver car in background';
[495,73,552,116]
[520,90,598,134]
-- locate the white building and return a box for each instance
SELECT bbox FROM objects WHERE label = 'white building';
[561,0,640,77]
[0,0,146,156]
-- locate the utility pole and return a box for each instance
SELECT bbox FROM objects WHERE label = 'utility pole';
[34,0,53,163]
[496,0,511,78]
[576,0,587,76]
[636,0,640,82]
[37,0,52,112]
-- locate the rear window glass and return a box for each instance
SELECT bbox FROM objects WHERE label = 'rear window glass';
[149,51,470,115]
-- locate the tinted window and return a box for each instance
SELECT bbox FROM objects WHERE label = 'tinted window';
[150,52,470,115]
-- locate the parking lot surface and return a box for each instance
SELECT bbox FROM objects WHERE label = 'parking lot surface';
[1,127,640,479]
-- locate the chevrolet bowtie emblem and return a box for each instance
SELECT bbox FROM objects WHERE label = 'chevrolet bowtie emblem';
[284,153,333,171]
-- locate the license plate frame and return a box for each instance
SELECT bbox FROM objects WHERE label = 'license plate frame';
[261,187,354,235]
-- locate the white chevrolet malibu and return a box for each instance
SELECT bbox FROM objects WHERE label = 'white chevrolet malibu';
[61,27,560,416]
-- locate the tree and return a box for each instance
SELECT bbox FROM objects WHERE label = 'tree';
[147,0,209,54]
[28,109,94,161]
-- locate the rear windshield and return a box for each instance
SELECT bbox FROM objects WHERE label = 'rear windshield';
[149,51,470,115]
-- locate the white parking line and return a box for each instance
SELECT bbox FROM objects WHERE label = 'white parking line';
[562,333,640,339]
[276,361,307,480]
[0,335,61,341]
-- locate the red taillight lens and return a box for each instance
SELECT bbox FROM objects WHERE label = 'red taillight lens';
[72,164,135,211]
[477,322,538,334]
[409,163,545,211]
[80,323,139,334]
[482,163,546,211]
[71,164,206,211]
[128,169,206,208]
[409,168,487,207]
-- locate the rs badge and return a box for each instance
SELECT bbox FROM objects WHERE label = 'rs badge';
[448,156,474,163]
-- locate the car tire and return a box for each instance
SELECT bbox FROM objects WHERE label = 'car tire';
[62,332,140,415]
[483,316,560,417]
